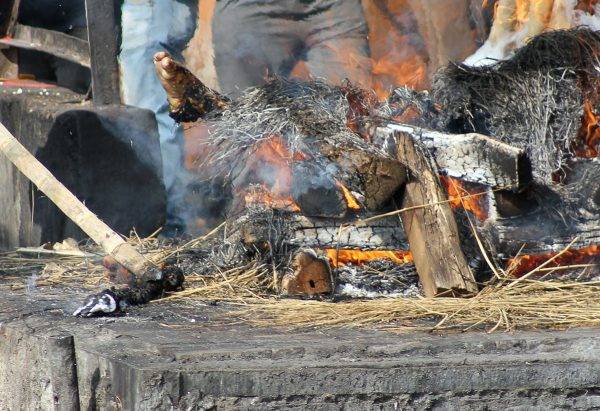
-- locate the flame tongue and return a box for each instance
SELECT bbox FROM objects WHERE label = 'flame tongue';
[440,176,489,221]
[326,249,413,267]
[336,181,361,211]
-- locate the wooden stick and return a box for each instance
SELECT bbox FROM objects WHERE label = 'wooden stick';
[0,122,161,283]
[395,131,478,297]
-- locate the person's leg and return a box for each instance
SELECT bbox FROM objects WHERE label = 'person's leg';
[120,0,197,234]
[211,0,304,95]
[303,0,372,89]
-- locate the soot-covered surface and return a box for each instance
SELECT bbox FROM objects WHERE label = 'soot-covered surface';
[1,271,600,410]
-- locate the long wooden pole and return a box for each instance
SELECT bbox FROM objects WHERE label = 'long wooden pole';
[0,122,161,283]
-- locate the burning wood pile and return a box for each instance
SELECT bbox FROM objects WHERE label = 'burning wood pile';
[156,28,600,302]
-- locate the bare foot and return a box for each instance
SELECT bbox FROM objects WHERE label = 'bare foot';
[154,51,196,108]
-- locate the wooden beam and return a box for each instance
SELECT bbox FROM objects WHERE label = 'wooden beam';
[0,24,90,67]
[375,123,528,190]
[0,0,20,38]
[85,0,121,105]
[395,131,478,297]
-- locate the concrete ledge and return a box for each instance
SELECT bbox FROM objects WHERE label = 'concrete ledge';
[0,286,599,410]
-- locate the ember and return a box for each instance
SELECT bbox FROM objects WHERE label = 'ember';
[325,249,413,268]
[440,176,489,221]
[576,101,600,158]
[507,245,600,278]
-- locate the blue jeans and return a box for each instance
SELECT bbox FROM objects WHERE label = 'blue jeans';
[119,0,197,231]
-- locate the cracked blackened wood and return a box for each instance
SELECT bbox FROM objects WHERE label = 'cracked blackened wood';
[281,249,332,296]
[238,209,409,251]
[396,132,478,297]
[317,133,406,211]
[374,123,528,190]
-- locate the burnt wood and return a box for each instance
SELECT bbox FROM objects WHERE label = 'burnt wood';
[281,249,333,296]
[374,123,528,190]
[395,132,478,297]
[0,24,90,67]
[238,209,410,251]
[84,0,121,105]
[316,133,406,211]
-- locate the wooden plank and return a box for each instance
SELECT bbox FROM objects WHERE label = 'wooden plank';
[375,123,528,189]
[0,24,91,67]
[0,0,20,38]
[395,131,478,297]
[84,0,121,105]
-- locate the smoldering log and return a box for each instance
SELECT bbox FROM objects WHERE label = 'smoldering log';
[395,132,477,297]
[372,123,527,190]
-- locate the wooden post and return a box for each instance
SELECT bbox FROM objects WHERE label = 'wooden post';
[396,132,478,297]
[85,0,122,105]
[0,121,161,284]
[0,0,20,37]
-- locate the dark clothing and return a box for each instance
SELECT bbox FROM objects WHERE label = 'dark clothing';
[212,0,371,94]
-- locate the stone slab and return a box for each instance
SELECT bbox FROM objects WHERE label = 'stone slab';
[0,278,599,410]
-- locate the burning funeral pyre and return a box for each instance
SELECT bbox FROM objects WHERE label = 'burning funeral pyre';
[136,27,600,305]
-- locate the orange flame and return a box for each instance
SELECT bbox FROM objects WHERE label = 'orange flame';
[336,181,361,211]
[575,101,600,158]
[507,244,600,277]
[325,248,413,268]
[440,176,489,221]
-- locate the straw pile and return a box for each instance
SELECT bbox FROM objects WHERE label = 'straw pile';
[1,241,599,332]
[230,278,600,332]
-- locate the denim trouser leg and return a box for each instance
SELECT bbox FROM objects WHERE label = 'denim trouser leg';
[120,0,197,230]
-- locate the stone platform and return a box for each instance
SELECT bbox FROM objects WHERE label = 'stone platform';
[1,279,599,411]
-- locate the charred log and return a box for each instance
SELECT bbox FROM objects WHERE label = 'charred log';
[237,206,409,252]
[372,123,527,190]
